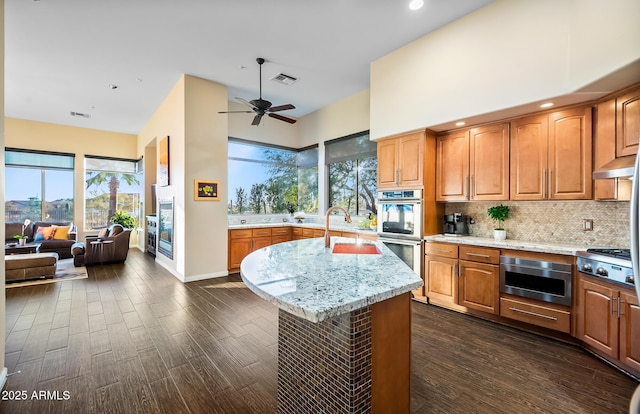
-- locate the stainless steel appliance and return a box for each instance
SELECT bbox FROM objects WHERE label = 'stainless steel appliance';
[499,256,573,306]
[630,148,640,414]
[444,213,469,236]
[377,189,422,240]
[377,189,423,276]
[576,249,634,287]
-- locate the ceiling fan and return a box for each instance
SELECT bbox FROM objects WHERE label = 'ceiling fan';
[219,58,297,126]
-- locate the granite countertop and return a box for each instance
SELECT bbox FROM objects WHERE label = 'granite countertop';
[240,237,422,323]
[424,234,588,256]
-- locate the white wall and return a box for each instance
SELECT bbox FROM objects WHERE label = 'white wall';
[370,0,640,139]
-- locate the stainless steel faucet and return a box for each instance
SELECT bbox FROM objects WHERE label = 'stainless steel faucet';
[325,206,352,247]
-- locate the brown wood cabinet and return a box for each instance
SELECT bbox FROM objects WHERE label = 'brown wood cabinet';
[228,227,294,272]
[436,122,509,201]
[377,131,424,189]
[425,254,458,306]
[511,107,592,200]
[594,98,618,200]
[576,274,640,376]
[616,86,640,157]
[457,246,500,314]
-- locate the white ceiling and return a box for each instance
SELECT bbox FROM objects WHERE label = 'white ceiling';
[5,0,495,135]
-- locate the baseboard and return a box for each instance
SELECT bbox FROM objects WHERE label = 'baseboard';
[0,367,8,391]
[184,271,229,283]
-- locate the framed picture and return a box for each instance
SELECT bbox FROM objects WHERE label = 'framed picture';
[159,136,170,187]
[158,198,173,259]
[194,180,220,201]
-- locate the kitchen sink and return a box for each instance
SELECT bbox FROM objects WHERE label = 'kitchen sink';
[331,243,381,255]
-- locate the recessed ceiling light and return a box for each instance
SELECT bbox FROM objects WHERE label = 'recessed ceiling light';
[109,84,119,90]
[409,0,424,10]
[540,102,554,108]
[455,121,466,127]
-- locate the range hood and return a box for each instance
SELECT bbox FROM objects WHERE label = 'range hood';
[592,155,636,179]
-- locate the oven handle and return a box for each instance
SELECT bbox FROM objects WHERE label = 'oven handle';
[378,237,421,246]
[378,199,422,204]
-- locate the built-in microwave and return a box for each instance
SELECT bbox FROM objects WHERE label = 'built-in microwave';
[377,189,422,240]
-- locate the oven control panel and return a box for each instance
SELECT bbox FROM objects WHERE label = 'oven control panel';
[576,257,634,287]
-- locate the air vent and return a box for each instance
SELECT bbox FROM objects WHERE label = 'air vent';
[70,111,91,118]
[270,73,297,86]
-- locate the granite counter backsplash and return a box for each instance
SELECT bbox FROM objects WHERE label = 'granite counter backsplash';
[445,200,630,248]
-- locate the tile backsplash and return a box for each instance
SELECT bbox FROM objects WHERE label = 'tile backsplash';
[445,201,630,248]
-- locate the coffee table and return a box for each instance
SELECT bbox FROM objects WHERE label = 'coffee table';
[5,243,39,255]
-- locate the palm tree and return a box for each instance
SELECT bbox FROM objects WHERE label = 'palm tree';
[86,172,140,222]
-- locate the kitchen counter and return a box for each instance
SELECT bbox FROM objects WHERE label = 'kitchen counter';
[240,237,422,323]
[240,237,421,413]
[424,234,588,256]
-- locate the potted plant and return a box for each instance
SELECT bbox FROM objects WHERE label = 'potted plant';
[487,204,509,241]
[110,211,136,229]
[13,219,31,246]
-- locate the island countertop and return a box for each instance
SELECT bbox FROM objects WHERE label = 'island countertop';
[240,237,423,323]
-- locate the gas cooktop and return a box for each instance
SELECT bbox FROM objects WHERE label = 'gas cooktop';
[577,248,634,287]
[585,248,631,261]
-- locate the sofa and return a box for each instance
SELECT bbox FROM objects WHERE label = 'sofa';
[71,224,131,267]
[5,221,77,259]
[5,252,58,282]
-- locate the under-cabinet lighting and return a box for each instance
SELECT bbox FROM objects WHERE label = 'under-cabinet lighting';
[540,102,554,108]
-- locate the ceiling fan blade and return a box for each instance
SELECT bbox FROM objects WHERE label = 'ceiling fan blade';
[268,104,295,113]
[252,114,263,126]
[235,97,257,109]
[268,113,297,124]
[218,110,253,114]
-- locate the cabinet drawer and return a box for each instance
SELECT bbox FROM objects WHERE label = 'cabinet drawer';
[312,229,325,238]
[292,227,303,236]
[459,246,500,265]
[272,227,291,236]
[425,242,458,258]
[230,229,253,239]
[271,235,291,245]
[252,228,272,237]
[500,296,571,334]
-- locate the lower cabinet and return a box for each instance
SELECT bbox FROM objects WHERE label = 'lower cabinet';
[425,255,458,306]
[576,274,640,375]
[228,227,292,272]
[459,259,499,314]
[500,295,571,334]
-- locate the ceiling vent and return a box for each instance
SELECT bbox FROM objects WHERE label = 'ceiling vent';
[270,73,297,86]
[70,111,91,118]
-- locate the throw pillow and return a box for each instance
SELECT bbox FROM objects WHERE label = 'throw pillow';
[34,226,55,241]
[98,228,109,238]
[52,225,71,240]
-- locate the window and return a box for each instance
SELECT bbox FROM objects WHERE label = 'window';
[326,131,377,216]
[4,148,75,224]
[85,156,143,230]
[228,138,318,215]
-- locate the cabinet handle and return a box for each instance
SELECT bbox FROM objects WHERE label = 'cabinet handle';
[453,263,458,276]
[465,252,490,259]
[470,175,474,200]
[548,169,553,199]
[465,176,470,199]
[543,169,547,199]
[618,297,624,318]
[610,296,615,315]
[508,307,558,321]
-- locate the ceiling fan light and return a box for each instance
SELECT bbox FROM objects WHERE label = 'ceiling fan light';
[409,0,424,11]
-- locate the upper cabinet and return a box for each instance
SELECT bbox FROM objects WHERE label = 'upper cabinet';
[511,106,592,200]
[377,131,424,189]
[616,86,640,157]
[436,122,509,201]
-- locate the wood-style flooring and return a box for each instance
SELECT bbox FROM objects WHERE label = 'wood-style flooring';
[1,249,637,413]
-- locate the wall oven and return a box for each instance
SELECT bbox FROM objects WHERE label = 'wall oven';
[377,189,422,240]
[378,237,422,276]
[499,256,572,306]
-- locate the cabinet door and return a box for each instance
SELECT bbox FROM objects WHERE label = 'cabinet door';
[594,99,618,200]
[619,291,640,373]
[229,238,252,271]
[252,236,271,251]
[425,255,458,305]
[510,115,548,200]
[548,107,593,200]
[469,123,510,200]
[377,138,399,188]
[616,87,640,157]
[576,278,618,358]
[397,132,424,187]
[436,131,469,201]
[458,260,499,314]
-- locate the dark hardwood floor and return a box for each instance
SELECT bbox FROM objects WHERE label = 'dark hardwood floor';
[1,249,637,413]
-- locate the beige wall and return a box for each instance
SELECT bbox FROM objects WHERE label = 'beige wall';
[370,0,640,139]
[137,75,229,281]
[4,118,138,240]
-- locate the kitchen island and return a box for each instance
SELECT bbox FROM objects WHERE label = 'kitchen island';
[240,237,422,414]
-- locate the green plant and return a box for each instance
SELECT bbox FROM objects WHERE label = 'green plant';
[487,204,509,230]
[13,234,26,240]
[110,211,136,229]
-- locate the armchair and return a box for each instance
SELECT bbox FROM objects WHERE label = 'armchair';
[71,224,132,267]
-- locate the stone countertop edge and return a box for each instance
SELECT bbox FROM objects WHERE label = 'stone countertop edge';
[240,237,422,323]
[424,235,588,256]
[229,221,377,234]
